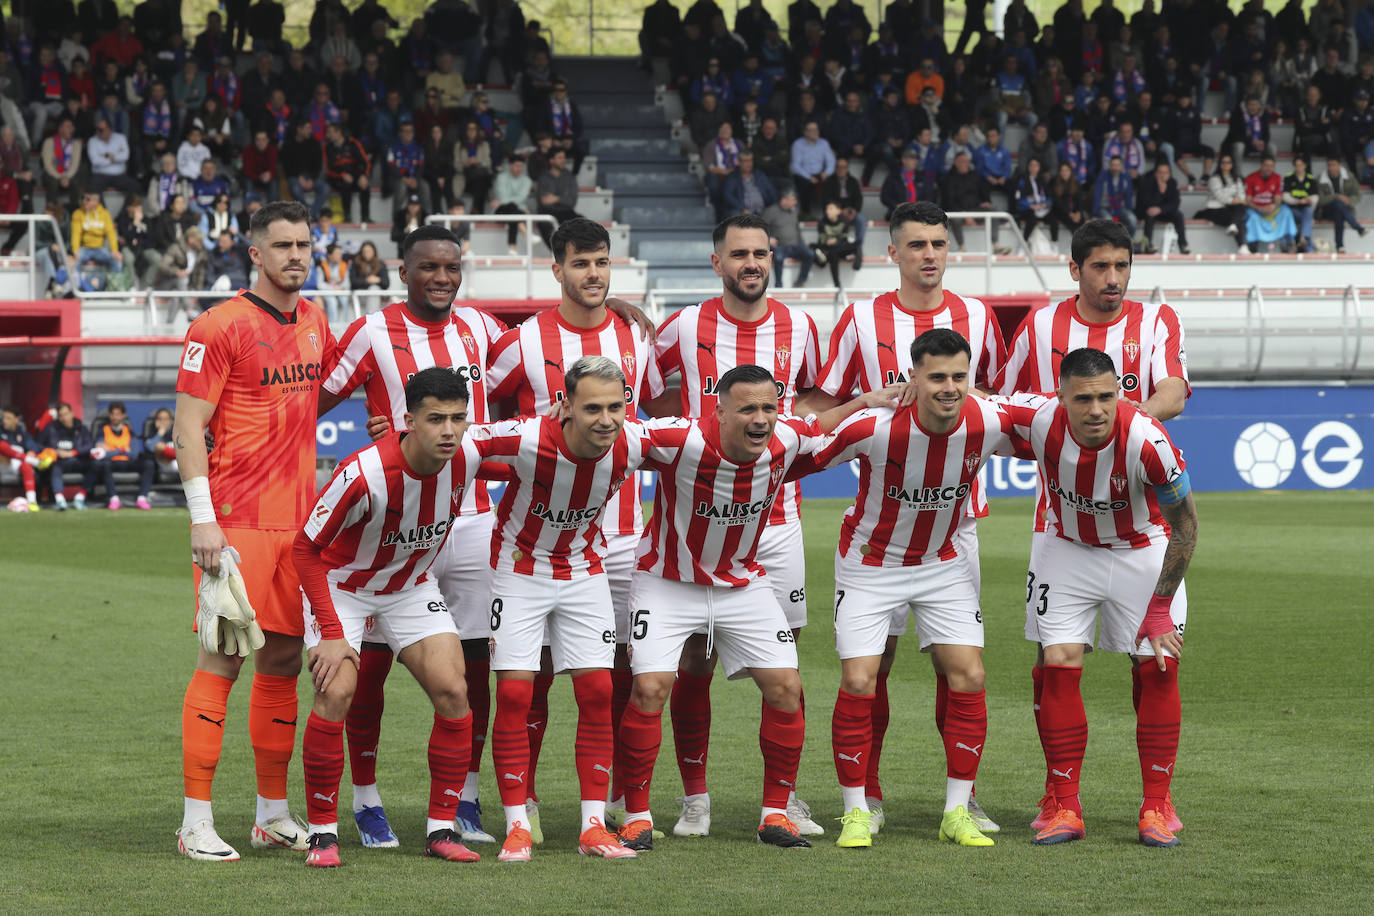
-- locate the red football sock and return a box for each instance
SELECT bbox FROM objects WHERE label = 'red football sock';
[831,689,874,789]
[346,648,393,786]
[867,670,891,800]
[572,670,614,802]
[492,678,534,807]
[427,712,473,821]
[1039,665,1087,816]
[934,671,949,736]
[1131,663,1143,714]
[609,667,633,800]
[525,672,553,802]
[618,701,663,815]
[1136,658,1181,809]
[942,689,988,781]
[670,669,713,796]
[760,703,805,810]
[1032,663,1048,789]
[182,669,233,800]
[302,712,344,826]
[249,673,300,801]
[465,654,491,773]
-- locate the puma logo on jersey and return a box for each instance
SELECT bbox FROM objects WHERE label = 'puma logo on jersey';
[502,771,526,782]
[955,742,983,757]
[837,751,863,765]
[256,340,274,351]
[544,359,562,370]
[876,341,894,352]
[682,754,705,766]
[393,343,411,354]
[1052,347,1068,358]
[313,791,337,804]
[1151,762,1176,775]
[697,342,715,355]
[1051,768,1074,780]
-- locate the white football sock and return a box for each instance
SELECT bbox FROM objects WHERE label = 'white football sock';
[504,803,528,833]
[945,777,975,813]
[759,805,787,825]
[307,821,337,837]
[626,810,652,827]
[841,785,867,812]
[352,783,382,812]
[581,799,606,833]
[427,817,452,836]
[182,796,213,830]
[256,795,288,824]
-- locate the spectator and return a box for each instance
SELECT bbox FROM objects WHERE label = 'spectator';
[994,55,1037,134]
[311,242,349,322]
[786,90,822,143]
[91,400,138,508]
[454,120,494,215]
[425,51,466,114]
[85,118,137,193]
[176,125,211,181]
[323,122,372,223]
[199,191,238,247]
[1195,153,1250,250]
[423,122,455,211]
[91,16,143,69]
[974,125,1013,207]
[469,91,505,160]
[67,57,96,110]
[1132,90,1177,175]
[143,152,187,219]
[1049,159,1087,239]
[1169,92,1214,183]
[0,405,41,509]
[240,51,277,119]
[372,89,411,154]
[416,87,455,144]
[133,406,174,509]
[940,123,980,173]
[155,224,208,302]
[702,120,742,217]
[41,117,84,210]
[751,115,789,182]
[1100,120,1146,181]
[790,119,835,215]
[827,90,871,163]
[538,78,588,176]
[640,0,682,67]
[190,160,230,214]
[391,193,428,257]
[115,194,155,284]
[732,54,773,113]
[281,48,318,111]
[689,91,729,148]
[1310,48,1349,109]
[941,150,1001,250]
[69,189,122,272]
[311,212,338,263]
[193,11,231,71]
[171,58,207,130]
[321,21,362,73]
[1340,89,1374,174]
[762,185,812,285]
[904,57,945,105]
[0,127,33,255]
[736,97,764,148]
[348,240,389,296]
[94,90,131,143]
[1012,156,1053,241]
[811,200,857,285]
[690,57,733,108]
[257,87,292,148]
[148,191,196,263]
[1315,155,1366,252]
[909,127,943,198]
[721,148,777,217]
[39,401,105,510]
[1138,160,1190,254]
[383,120,428,212]
[819,156,864,246]
[241,129,278,200]
[863,85,909,183]
[1092,154,1139,241]
[356,52,387,131]
[28,46,68,141]
[492,157,534,252]
[536,148,581,246]
[1282,154,1319,252]
[880,147,922,219]
[192,95,235,162]
[307,82,342,143]
[1244,154,1297,252]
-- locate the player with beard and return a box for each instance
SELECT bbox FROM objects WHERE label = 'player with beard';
[484,218,661,845]
[641,213,826,837]
[804,201,1008,835]
[174,201,334,861]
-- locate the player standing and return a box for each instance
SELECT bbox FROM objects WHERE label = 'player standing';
[319,224,507,846]
[615,365,893,851]
[484,218,660,843]
[479,356,655,863]
[173,201,332,861]
[1003,348,1198,848]
[808,200,1007,833]
[995,218,1189,831]
[294,368,483,867]
[642,212,824,837]
[804,329,1024,849]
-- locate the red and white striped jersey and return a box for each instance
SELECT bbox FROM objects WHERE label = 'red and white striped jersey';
[485,308,661,536]
[470,415,652,579]
[814,289,1008,518]
[809,398,1022,567]
[636,415,824,587]
[1003,394,1186,549]
[996,297,1189,400]
[322,301,506,515]
[648,296,821,526]
[303,432,480,594]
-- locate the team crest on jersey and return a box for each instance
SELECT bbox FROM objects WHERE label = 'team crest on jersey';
[308,333,320,353]
[776,343,791,372]
[769,464,784,486]
[461,331,477,354]
[621,349,636,378]
[964,451,981,474]
[1110,472,1129,496]
[1123,338,1140,363]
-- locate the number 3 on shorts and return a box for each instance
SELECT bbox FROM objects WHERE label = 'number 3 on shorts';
[490,597,503,631]
[631,609,650,640]
[1026,572,1049,616]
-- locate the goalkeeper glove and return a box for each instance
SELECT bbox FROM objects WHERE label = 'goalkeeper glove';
[1136,593,1176,643]
[196,547,267,657]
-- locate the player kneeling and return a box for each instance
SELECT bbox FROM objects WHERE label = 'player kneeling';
[294,368,484,867]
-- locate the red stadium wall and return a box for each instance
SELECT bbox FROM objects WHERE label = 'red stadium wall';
[0,299,82,422]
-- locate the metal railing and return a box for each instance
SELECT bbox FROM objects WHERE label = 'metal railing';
[945,210,1051,294]
[426,213,558,298]
[0,214,70,299]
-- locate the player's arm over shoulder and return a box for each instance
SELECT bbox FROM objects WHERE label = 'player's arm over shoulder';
[304,456,371,542]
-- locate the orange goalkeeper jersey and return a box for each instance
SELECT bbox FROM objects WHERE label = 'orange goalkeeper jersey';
[176,290,335,530]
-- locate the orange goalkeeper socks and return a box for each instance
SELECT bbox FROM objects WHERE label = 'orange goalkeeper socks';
[183,669,234,800]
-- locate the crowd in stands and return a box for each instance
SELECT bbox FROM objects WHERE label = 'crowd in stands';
[0,0,597,302]
[646,0,1374,257]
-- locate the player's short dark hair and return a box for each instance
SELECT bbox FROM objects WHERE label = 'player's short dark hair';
[1070,219,1133,266]
[107,400,127,414]
[405,366,470,413]
[889,200,949,239]
[249,200,310,243]
[1058,347,1117,383]
[716,364,776,398]
[910,328,971,368]
[565,355,626,398]
[401,224,462,260]
[713,212,771,248]
[1,405,19,416]
[550,218,610,264]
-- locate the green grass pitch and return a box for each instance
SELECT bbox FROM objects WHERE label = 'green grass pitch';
[1,492,1371,913]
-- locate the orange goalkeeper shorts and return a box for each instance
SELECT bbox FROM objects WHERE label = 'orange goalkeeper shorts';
[191,527,304,638]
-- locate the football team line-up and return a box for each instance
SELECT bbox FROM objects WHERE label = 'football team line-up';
[174,196,1197,866]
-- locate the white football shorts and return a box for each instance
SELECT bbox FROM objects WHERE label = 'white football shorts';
[302,578,458,653]
[628,573,798,680]
[488,569,616,673]
[1024,531,1188,657]
[432,511,497,640]
[834,552,984,658]
[756,518,809,629]
[604,532,639,645]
